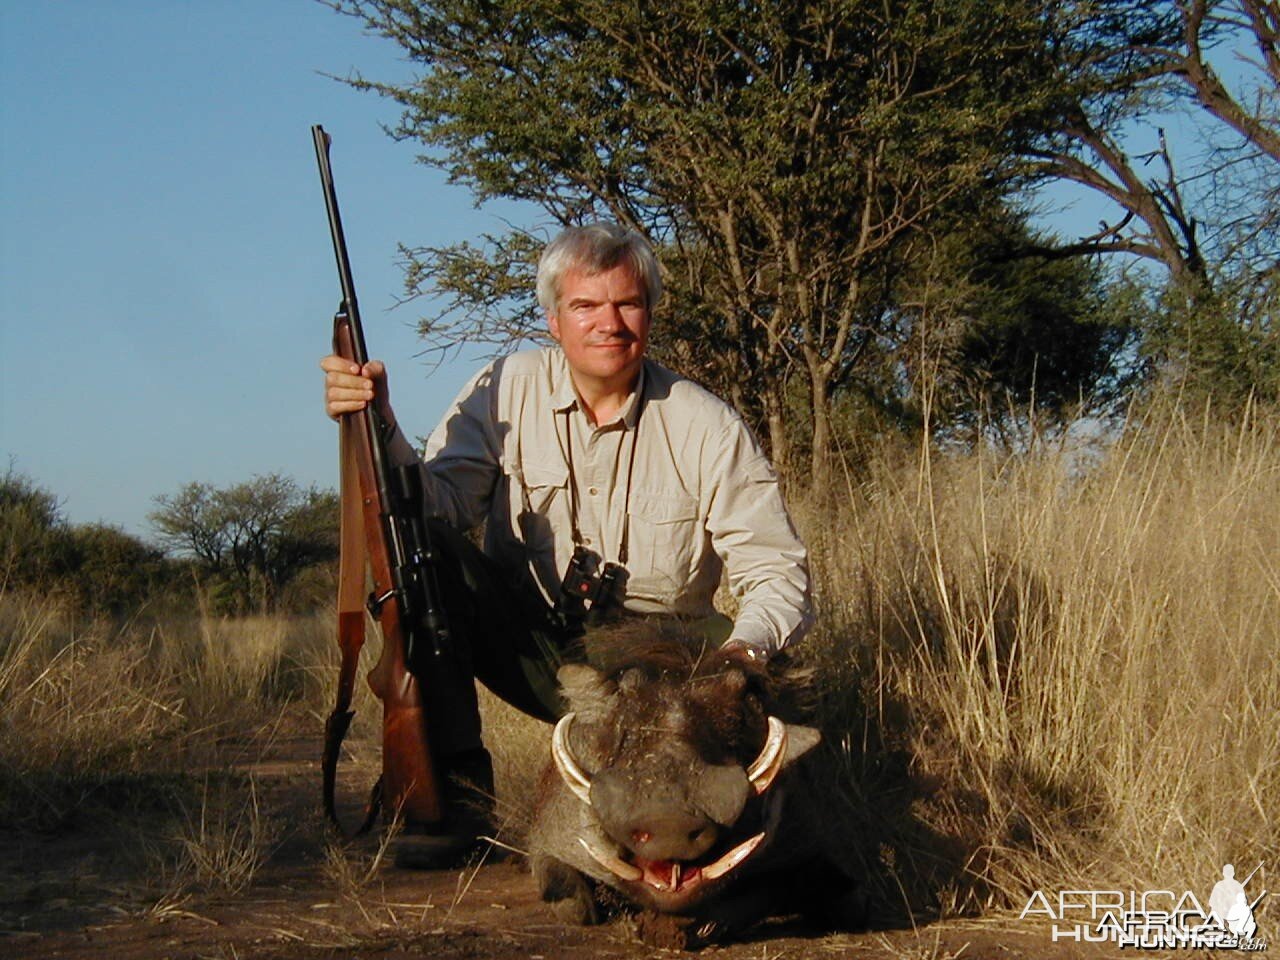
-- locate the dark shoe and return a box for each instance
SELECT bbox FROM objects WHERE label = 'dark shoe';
[392,747,502,870]
[442,746,497,836]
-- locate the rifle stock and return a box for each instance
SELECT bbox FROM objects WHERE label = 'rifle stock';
[316,125,446,833]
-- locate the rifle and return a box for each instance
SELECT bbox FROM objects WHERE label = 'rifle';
[312,124,452,834]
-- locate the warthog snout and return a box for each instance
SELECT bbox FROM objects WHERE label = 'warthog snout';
[589,764,750,862]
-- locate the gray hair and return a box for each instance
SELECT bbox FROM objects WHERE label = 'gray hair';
[536,223,663,314]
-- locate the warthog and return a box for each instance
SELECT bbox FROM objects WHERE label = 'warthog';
[526,634,863,946]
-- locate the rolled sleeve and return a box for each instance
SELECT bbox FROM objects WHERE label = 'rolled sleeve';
[707,423,814,656]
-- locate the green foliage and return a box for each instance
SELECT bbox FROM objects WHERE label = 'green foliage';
[771,212,1146,462]
[2,469,176,616]
[334,0,1277,464]
[920,214,1144,437]
[62,523,171,618]
[1141,276,1280,408]
[150,475,339,614]
[336,0,1085,479]
[2,470,339,619]
[1,467,71,586]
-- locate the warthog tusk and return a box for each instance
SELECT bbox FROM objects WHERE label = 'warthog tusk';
[702,831,766,880]
[745,716,787,795]
[552,712,593,805]
[578,837,643,881]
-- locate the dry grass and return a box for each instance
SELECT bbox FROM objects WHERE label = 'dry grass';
[799,400,1279,915]
[169,776,273,895]
[322,811,403,897]
[148,609,335,732]
[0,600,332,918]
[0,596,185,826]
[479,685,549,844]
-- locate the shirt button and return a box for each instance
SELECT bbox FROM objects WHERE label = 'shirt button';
[583,537,593,546]
[588,486,599,496]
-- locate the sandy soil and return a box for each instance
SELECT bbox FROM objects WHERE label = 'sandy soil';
[0,729,1164,960]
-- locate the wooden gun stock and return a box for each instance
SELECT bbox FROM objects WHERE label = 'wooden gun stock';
[328,317,443,832]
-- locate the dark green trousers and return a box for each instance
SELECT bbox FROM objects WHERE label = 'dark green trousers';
[406,519,573,763]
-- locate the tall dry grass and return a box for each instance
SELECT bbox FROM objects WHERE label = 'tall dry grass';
[801,401,1278,914]
[0,595,333,828]
[0,597,181,827]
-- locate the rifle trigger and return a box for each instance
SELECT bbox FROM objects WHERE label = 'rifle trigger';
[366,588,394,618]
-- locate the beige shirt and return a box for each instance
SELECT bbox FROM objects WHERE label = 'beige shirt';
[388,347,812,654]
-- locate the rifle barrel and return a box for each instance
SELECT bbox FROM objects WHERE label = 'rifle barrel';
[312,124,369,365]
[312,124,451,661]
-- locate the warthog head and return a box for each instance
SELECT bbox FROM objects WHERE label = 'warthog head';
[531,635,821,918]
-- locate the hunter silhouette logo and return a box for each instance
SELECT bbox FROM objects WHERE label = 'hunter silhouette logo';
[1020,862,1268,950]
[1209,864,1263,941]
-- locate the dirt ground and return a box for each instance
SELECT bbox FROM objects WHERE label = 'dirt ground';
[0,728,1173,960]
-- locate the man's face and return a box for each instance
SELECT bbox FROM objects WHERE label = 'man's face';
[547,262,651,394]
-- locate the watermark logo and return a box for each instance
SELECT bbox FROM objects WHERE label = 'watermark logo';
[1021,862,1268,950]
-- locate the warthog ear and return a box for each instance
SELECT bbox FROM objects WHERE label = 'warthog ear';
[557,663,615,721]
[782,724,821,767]
[617,666,647,693]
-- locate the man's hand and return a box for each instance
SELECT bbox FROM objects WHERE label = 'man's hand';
[321,355,394,425]
[720,639,768,672]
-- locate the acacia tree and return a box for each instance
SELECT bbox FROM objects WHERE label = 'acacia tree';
[335,0,1080,482]
[1,468,71,587]
[880,208,1145,443]
[150,475,338,613]
[1028,1,1278,277]
[1026,0,1279,399]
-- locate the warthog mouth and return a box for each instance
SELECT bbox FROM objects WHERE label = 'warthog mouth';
[552,712,789,898]
[577,827,770,896]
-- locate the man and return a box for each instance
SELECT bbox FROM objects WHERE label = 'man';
[321,223,812,864]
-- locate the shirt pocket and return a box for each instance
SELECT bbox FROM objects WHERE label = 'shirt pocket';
[627,491,701,595]
[507,458,569,558]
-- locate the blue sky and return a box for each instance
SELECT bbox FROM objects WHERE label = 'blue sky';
[0,2,1235,540]
[0,1,537,536]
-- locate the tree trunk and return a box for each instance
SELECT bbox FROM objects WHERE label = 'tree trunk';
[763,385,789,478]
[809,374,832,494]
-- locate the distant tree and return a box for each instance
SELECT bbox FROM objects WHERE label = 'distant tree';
[62,523,170,618]
[907,213,1144,440]
[1138,281,1280,406]
[765,210,1144,462]
[1,468,72,588]
[150,475,339,613]
[1,469,177,616]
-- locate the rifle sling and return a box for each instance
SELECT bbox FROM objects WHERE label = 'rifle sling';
[321,416,383,837]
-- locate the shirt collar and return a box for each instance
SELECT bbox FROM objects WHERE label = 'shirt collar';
[617,364,647,430]
[549,348,579,414]
[548,348,647,430]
